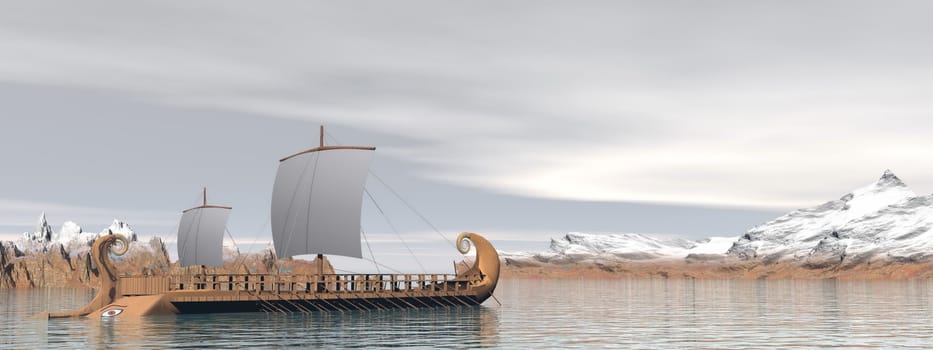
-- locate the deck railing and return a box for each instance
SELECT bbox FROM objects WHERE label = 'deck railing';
[118,273,479,297]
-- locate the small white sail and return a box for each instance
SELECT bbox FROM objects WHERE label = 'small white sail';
[271,147,374,259]
[177,206,231,267]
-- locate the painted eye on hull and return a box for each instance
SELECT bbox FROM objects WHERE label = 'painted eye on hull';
[101,309,123,317]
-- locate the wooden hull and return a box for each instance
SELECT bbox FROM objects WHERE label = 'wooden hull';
[90,281,490,317]
[44,232,500,318]
[170,294,485,314]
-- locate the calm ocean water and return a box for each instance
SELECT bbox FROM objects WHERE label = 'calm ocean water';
[2,279,932,349]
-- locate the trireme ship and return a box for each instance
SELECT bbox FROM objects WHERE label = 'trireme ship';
[46,127,500,318]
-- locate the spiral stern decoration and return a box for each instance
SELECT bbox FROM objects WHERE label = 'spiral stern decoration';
[47,234,129,318]
[456,232,500,303]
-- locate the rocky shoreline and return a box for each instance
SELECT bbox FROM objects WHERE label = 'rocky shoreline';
[0,238,171,288]
[4,240,931,289]
[499,258,933,280]
[0,238,329,289]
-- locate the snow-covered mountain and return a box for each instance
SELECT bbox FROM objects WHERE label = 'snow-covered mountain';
[17,213,138,252]
[21,213,53,242]
[503,170,933,268]
[55,221,83,242]
[101,219,137,242]
[501,232,737,265]
[727,170,933,265]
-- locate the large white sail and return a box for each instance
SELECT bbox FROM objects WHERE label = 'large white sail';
[271,147,374,259]
[177,206,231,267]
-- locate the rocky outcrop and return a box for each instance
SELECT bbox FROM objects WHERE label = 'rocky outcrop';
[4,213,337,288]
[500,258,933,280]
[0,214,157,288]
[0,237,172,288]
[0,242,14,288]
[0,236,330,288]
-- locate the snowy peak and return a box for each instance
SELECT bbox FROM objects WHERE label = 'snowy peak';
[22,212,53,243]
[56,221,83,243]
[878,169,905,187]
[792,171,921,244]
[728,170,933,263]
[840,170,915,216]
[101,219,136,241]
[17,214,139,251]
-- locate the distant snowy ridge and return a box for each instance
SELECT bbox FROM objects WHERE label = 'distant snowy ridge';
[503,170,933,267]
[15,212,138,253]
[500,232,737,265]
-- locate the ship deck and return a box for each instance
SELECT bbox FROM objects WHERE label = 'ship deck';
[115,273,485,313]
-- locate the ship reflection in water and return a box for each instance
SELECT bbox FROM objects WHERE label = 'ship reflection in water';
[6,287,500,348]
[81,306,500,348]
[6,278,933,348]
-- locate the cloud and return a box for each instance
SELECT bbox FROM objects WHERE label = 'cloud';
[2,1,933,209]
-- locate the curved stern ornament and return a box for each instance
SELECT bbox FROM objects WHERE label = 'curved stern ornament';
[48,234,129,318]
[456,232,501,304]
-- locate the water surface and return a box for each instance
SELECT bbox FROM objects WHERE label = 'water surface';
[2,279,932,348]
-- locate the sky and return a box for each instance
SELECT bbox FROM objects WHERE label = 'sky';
[2,1,933,271]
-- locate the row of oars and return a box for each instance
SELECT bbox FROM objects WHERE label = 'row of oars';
[233,280,480,314]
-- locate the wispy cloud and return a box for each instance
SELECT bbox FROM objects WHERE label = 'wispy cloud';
[2,1,933,210]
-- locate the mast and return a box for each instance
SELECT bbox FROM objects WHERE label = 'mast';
[319,128,325,277]
[317,127,326,277]
[317,124,324,282]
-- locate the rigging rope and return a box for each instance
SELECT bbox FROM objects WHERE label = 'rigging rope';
[323,129,457,249]
[323,130,431,274]
[221,226,241,269]
[229,214,272,274]
[324,129,461,275]
[224,227,240,255]
[368,171,458,250]
[360,227,382,275]
[364,189,427,274]
[359,257,406,274]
